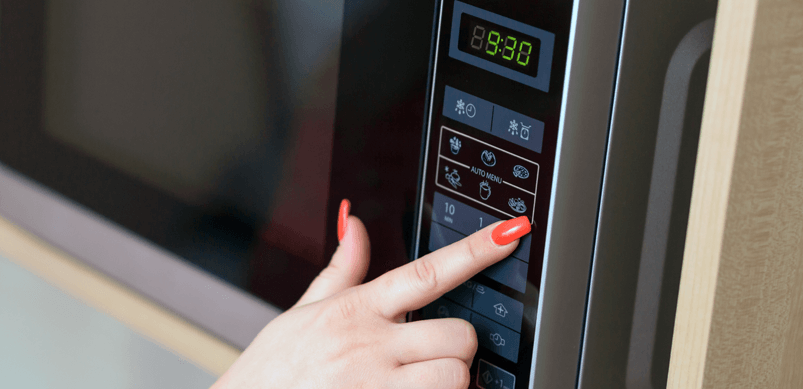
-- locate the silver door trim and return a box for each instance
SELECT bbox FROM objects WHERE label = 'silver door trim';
[528,0,625,387]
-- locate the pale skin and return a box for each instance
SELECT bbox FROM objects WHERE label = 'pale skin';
[211,215,521,389]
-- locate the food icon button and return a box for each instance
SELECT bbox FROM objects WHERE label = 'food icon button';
[445,167,462,189]
[449,137,462,155]
[508,198,527,214]
[512,165,529,179]
[481,150,497,167]
[479,181,491,200]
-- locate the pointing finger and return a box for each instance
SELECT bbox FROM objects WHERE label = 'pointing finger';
[360,216,530,319]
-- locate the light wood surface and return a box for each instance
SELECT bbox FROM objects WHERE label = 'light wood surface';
[0,216,241,378]
[668,0,803,388]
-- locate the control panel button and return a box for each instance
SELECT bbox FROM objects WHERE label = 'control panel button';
[422,298,472,322]
[491,105,545,153]
[472,284,524,332]
[430,221,526,292]
[433,191,531,261]
[443,282,474,307]
[481,257,528,293]
[433,191,496,235]
[510,233,532,263]
[471,314,521,363]
[477,359,516,389]
[429,222,465,253]
[442,86,494,132]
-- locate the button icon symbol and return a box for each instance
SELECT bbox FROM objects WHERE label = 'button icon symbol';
[475,285,486,295]
[455,99,466,115]
[521,124,531,141]
[449,137,462,155]
[508,120,519,136]
[437,305,450,318]
[481,150,497,167]
[478,359,516,389]
[508,198,527,214]
[445,168,462,189]
[490,333,506,347]
[479,181,491,200]
[465,103,476,118]
[512,165,530,179]
[493,303,508,318]
[482,371,493,385]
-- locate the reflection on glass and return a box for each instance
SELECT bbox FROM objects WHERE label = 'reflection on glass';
[42,0,344,292]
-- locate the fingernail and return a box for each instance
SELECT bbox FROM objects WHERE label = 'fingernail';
[491,216,532,246]
[337,199,351,242]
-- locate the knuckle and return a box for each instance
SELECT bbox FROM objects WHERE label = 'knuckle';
[316,265,341,283]
[354,287,384,318]
[463,236,484,263]
[461,321,478,356]
[410,259,440,294]
[326,294,361,320]
[442,359,471,389]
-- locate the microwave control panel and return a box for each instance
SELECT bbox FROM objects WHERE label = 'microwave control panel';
[413,1,573,388]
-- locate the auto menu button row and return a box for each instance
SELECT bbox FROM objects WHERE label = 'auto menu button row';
[437,160,536,221]
[439,126,539,191]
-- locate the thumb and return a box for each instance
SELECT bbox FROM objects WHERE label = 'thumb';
[293,200,370,308]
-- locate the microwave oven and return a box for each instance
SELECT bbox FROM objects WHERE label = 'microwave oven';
[0,0,717,387]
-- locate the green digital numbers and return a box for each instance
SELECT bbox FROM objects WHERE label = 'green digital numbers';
[517,41,533,66]
[469,21,535,69]
[485,31,501,55]
[503,36,517,60]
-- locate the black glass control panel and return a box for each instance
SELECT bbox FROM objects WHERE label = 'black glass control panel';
[412,1,574,387]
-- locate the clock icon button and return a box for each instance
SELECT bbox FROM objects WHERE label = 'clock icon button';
[465,103,477,118]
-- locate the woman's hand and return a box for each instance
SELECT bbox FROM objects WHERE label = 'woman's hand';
[212,200,531,389]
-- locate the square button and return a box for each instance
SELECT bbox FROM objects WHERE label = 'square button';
[422,298,471,322]
[428,222,464,252]
[491,105,545,153]
[477,359,516,389]
[443,282,474,308]
[481,256,528,293]
[442,86,494,133]
[471,314,521,363]
[472,285,524,332]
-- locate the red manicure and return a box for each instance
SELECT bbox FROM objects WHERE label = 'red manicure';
[337,199,351,242]
[491,216,532,246]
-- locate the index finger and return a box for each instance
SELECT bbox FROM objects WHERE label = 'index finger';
[362,216,531,319]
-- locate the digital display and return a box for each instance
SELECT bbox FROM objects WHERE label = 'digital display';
[457,14,541,78]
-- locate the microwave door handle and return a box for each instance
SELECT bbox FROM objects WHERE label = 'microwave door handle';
[626,19,714,389]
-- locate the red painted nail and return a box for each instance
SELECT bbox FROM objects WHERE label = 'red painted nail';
[491,216,532,246]
[337,199,351,242]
